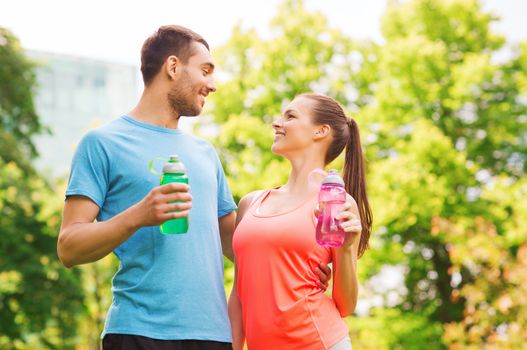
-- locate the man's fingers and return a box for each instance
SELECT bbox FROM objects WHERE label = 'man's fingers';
[158,182,190,194]
[317,281,327,291]
[164,192,193,203]
[318,263,331,277]
[167,210,190,219]
[165,201,192,212]
[315,267,327,283]
[315,263,332,291]
[169,210,189,219]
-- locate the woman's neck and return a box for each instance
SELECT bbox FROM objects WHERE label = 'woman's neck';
[280,156,325,196]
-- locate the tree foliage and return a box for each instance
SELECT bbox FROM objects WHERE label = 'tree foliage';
[0,27,84,349]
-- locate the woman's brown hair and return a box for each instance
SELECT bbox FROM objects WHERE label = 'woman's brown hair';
[301,93,372,257]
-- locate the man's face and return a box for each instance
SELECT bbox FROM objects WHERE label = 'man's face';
[168,42,216,117]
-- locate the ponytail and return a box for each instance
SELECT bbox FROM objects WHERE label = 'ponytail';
[299,92,373,257]
[344,118,372,258]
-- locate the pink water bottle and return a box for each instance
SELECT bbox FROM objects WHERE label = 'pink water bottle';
[316,170,346,247]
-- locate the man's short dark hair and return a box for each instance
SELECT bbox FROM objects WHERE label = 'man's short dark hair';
[140,25,209,85]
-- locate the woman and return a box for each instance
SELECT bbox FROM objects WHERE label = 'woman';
[229,93,372,350]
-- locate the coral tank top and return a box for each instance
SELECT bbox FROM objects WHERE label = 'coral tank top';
[232,189,349,350]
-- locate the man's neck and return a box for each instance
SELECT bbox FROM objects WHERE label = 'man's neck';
[128,89,180,129]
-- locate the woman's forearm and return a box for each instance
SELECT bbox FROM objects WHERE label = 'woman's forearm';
[331,245,359,317]
[228,288,245,350]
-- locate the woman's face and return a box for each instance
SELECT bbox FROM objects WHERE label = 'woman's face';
[271,96,320,157]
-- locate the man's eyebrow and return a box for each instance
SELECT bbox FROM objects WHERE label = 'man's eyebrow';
[202,62,215,71]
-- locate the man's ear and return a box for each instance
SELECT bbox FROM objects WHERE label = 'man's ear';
[314,124,331,140]
[165,55,180,80]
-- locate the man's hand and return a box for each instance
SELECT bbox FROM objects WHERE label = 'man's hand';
[315,262,332,291]
[132,182,192,227]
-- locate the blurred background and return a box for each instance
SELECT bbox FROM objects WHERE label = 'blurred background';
[1,0,526,349]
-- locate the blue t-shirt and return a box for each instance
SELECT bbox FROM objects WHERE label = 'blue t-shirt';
[66,115,237,341]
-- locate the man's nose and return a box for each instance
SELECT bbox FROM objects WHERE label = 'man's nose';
[206,77,216,93]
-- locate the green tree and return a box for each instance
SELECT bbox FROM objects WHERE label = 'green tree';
[0,28,44,168]
[0,27,84,349]
[351,0,527,348]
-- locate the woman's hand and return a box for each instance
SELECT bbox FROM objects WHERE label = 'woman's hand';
[337,195,362,248]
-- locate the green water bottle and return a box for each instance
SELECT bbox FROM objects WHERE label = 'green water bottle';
[160,155,189,234]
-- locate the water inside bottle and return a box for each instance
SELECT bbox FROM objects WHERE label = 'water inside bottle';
[316,199,346,247]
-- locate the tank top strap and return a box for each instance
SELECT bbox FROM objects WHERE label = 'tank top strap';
[246,189,272,212]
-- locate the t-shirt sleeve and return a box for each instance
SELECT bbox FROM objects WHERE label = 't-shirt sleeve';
[214,151,237,218]
[65,130,110,208]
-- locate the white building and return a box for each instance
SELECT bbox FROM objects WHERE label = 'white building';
[29,50,140,178]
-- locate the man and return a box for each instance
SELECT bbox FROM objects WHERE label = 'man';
[58,25,330,350]
[58,25,236,350]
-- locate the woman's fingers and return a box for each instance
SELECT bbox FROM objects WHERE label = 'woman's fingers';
[337,207,362,233]
[337,210,353,220]
[340,219,362,233]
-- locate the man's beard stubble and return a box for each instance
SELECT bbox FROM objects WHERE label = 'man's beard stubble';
[168,69,202,117]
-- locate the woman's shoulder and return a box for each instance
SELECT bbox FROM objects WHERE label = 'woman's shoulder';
[239,190,266,209]
[236,190,267,224]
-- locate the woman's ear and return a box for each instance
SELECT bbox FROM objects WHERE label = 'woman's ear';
[165,55,180,80]
[314,124,331,140]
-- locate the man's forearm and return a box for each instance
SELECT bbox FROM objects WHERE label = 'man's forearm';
[58,206,142,268]
[221,226,235,261]
[219,211,236,262]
